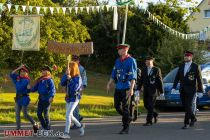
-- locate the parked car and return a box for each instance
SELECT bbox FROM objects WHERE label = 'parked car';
[156,63,210,107]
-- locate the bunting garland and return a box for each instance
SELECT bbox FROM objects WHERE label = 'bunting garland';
[0,2,208,40]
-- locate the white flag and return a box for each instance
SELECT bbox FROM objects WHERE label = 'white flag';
[68,7,72,13]
[7,4,12,12]
[15,5,19,12]
[62,7,66,14]
[36,7,40,14]
[22,5,26,12]
[75,7,78,14]
[96,6,100,13]
[0,3,3,12]
[80,7,84,13]
[91,6,95,12]
[50,7,54,14]
[86,7,90,14]
[106,5,110,12]
[29,6,33,12]
[43,7,48,13]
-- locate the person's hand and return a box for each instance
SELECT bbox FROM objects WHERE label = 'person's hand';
[197,92,203,98]
[66,69,71,79]
[171,88,176,94]
[17,64,24,69]
[128,89,134,96]
[49,97,53,103]
[27,84,31,89]
[134,90,140,96]
[208,91,210,96]
[160,93,164,97]
[107,83,111,94]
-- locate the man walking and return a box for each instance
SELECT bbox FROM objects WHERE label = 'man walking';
[172,51,203,129]
[137,57,164,126]
[107,44,137,134]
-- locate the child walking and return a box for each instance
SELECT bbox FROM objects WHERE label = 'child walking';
[60,62,85,139]
[10,64,39,132]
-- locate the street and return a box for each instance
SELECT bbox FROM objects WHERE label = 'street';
[1,110,210,140]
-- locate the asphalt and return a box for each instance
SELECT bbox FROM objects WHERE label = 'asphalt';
[1,110,210,140]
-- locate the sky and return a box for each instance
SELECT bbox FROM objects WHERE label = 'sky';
[107,0,202,8]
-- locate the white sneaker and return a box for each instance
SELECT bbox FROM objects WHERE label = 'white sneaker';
[59,133,70,139]
[79,124,85,136]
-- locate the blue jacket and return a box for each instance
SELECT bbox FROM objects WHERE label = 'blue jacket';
[111,56,137,90]
[60,74,82,102]
[10,73,31,106]
[79,65,87,87]
[31,78,56,102]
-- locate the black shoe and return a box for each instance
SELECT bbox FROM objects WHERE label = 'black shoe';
[143,122,152,126]
[33,123,39,133]
[132,110,138,122]
[119,127,129,134]
[154,113,158,124]
[79,116,83,122]
[182,124,189,129]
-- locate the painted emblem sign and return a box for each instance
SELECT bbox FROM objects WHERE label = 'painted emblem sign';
[12,15,40,51]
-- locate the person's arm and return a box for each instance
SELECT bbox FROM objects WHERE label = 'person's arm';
[172,67,180,89]
[11,64,24,74]
[196,65,204,93]
[31,81,39,92]
[60,74,68,87]
[107,78,115,94]
[137,68,144,91]
[156,68,164,94]
[82,68,87,88]
[127,59,137,96]
[48,79,56,103]
[107,62,117,94]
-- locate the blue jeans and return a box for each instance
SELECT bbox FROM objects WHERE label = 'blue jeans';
[73,104,80,121]
[37,100,51,130]
[15,103,35,129]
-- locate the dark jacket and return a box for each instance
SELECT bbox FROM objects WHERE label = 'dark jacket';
[137,66,164,96]
[173,62,203,94]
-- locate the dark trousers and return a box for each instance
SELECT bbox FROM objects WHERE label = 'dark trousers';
[129,94,137,119]
[143,94,158,123]
[37,100,51,130]
[180,92,196,125]
[114,89,131,128]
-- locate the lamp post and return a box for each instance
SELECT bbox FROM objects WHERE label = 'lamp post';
[116,0,132,44]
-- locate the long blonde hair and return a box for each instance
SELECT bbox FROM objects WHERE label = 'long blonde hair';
[68,62,80,77]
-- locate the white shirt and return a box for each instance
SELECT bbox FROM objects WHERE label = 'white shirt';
[147,67,153,76]
[184,61,192,76]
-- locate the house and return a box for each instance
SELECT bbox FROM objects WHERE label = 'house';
[187,0,210,50]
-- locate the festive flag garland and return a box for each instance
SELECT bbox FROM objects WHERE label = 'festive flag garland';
[0,2,207,40]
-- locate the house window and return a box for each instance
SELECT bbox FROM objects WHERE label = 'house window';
[204,10,210,18]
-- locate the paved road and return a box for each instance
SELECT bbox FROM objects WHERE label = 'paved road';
[1,111,210,140]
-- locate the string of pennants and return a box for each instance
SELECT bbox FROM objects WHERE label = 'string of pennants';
[145,9,200,40]
[0,3,117,15]
[0,2,207,40]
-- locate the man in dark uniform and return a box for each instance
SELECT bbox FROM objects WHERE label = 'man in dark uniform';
[137,57,164,126]
[172,51,203,129]
[107,44,137,134]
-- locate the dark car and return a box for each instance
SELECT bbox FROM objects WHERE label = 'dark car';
[156,63,210,107]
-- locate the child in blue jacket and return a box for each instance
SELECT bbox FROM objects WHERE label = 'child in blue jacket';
[31,65,56,130]
[60,62,84,139]
[10,64,38,132]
